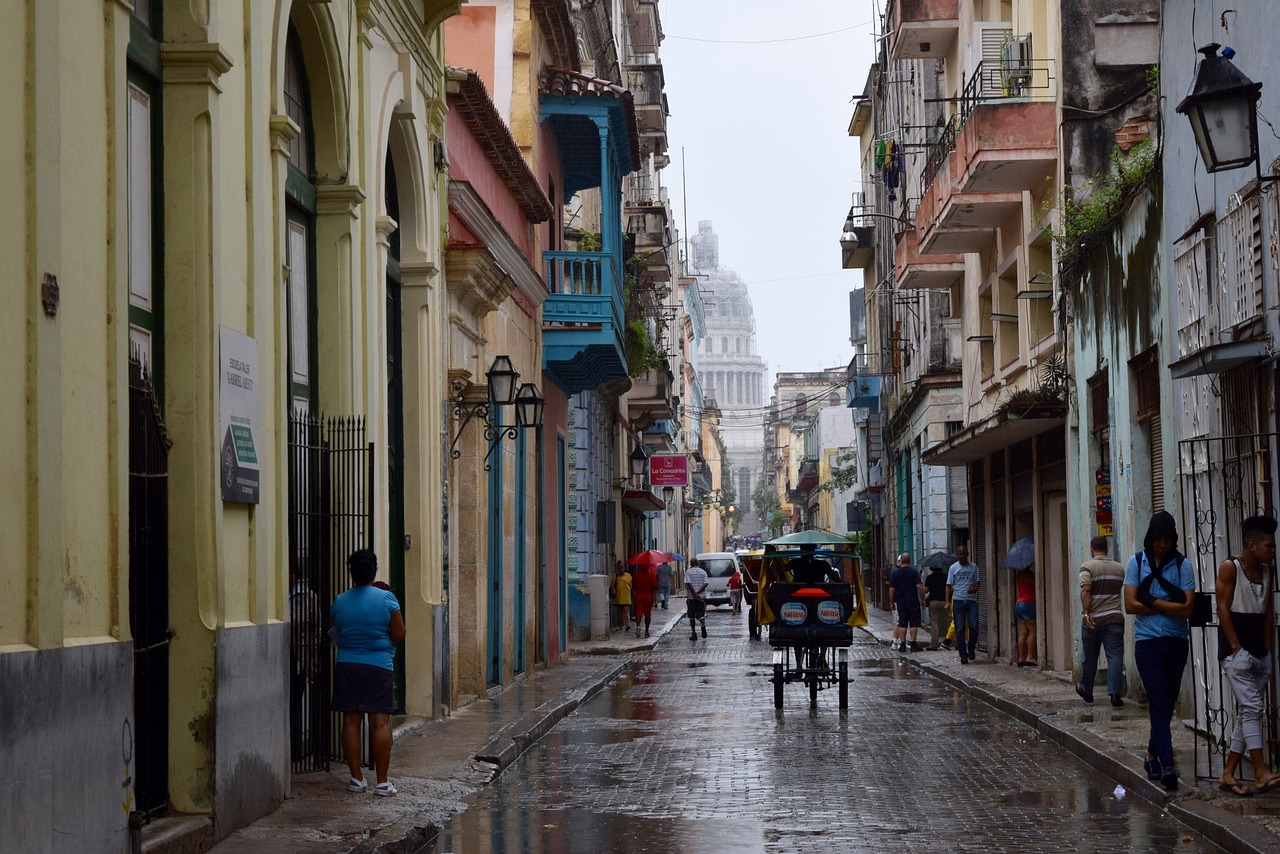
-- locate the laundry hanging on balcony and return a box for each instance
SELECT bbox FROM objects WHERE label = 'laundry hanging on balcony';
[875,137,905,202]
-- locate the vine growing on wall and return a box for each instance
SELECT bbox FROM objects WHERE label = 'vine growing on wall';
[1051,138,1158,270]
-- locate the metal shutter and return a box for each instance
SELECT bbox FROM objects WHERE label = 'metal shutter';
[1148,418,1164,513]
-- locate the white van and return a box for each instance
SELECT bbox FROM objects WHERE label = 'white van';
[693,552,741,608]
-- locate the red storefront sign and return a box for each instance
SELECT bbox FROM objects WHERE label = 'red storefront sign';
[649,454,689,487]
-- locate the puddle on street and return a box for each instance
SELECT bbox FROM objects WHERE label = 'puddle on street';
[423,808,758,854]
[538,727,656,747]
[879,692,946,705]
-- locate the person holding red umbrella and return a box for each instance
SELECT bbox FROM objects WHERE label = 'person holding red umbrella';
[631,559,658,637]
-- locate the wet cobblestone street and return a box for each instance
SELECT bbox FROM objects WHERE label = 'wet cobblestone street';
[432,610,1223,853]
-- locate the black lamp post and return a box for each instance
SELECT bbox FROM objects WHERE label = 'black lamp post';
[1177,43,1277,182]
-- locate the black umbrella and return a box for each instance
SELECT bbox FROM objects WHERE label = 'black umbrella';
[920,551,957,570]
[1002,536,1036,570]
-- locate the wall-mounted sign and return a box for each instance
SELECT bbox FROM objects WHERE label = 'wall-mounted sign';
[649,454,689,487]
[219,326,260,504]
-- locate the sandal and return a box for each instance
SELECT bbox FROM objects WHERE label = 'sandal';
[1257,776,1280,794]
[1218,779,1252,797]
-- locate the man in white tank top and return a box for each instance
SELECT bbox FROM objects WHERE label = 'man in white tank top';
[1215,515,1279,795]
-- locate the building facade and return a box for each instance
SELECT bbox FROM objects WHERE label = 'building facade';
[690,221,768,534]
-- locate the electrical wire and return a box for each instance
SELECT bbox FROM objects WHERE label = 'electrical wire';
[666,22,872,45]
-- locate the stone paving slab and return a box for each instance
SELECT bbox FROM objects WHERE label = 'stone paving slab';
[174,603,1280,853]
[860,608,1280,852]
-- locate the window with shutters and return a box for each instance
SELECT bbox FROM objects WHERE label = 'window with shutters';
[1131,350,1163,512]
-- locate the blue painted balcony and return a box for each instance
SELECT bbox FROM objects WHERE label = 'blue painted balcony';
[539,69,640,396]
[543,250,627,395]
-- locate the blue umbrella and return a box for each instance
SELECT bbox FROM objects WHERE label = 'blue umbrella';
[663,552,686,562]
[1002,536,1035,570]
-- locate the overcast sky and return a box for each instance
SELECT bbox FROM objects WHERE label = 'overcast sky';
[660,1,879,384]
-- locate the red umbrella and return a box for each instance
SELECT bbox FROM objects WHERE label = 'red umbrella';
[625,549,673,567]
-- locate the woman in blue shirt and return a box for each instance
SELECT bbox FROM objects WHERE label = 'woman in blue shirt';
[1123,511,1195,791]
[330,549,406,796]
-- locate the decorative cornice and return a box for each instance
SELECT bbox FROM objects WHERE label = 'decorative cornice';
[375,214,399,247]
[445,67,553,224]
[314,184,367,217]
[161,43,233,90]
[447,181,546,309]
[445,245,515,318]
[268,114,300,158]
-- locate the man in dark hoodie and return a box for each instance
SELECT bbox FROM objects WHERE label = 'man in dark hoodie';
[1123,510,1196,791]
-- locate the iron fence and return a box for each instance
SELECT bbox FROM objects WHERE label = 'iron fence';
[1180,431,1279,781]
[289,413,375,773]
[128,354,172,817]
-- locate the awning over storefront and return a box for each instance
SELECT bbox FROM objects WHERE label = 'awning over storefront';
[1169,340,1268,379]
[621,489,665,512]
[922,409,1065,467]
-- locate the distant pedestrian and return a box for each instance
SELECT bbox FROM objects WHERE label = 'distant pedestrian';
[922,563,951,650]
[947,544,981,664]
[613,566,633,632]
[631,562,657,638]
[728,566,743,614]
[685,558,709,640]
[329,549,406,797]
[888,553,925,652]
[1076,536,1126,707]
[1215,515,1280,796]
[657,561,674,610]
[1014,567,1037,667]
[1124,510,1195,791]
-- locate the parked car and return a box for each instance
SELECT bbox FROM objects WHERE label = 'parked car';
[693,552,742,608]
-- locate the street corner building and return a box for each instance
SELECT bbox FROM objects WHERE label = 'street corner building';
[2,0,708,849]
[1,0,464,850]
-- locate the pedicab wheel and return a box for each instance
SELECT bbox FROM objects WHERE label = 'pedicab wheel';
[773,661,784,709]
[838,657,849,709]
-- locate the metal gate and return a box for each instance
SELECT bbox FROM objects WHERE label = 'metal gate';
[1180,431,1279,781]
[128,355,172,817]
[289,413,375,773]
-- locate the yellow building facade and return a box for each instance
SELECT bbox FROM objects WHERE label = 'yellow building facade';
[1,1,460,849]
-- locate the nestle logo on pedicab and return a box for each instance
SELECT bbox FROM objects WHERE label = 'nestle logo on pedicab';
[779,602,807,624]
[817,601,843,624]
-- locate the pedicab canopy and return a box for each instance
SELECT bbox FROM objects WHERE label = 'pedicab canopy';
[756,531,868,628]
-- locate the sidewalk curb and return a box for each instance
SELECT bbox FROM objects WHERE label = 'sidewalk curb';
[864,628,1273,853]
[475,661,626,772]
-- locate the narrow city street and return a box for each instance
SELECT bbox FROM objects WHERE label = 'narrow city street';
[429,612,1222,853]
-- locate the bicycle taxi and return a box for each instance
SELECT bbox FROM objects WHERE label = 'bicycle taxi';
[755,530,868,709]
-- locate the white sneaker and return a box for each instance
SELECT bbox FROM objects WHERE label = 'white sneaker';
[373,781,397,797]
[348,778,367,793]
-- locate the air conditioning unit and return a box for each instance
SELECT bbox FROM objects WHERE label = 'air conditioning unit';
[1000,34,1033,94]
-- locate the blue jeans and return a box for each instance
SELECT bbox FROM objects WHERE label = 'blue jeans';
[953,600,978,660]
[1081,621,1125,697]
[658,584,670,608]
[1134,636,1189,767]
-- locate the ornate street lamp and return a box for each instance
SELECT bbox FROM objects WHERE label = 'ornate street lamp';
[449,355,529,471]
[629,444,649,479]
[1177,44,1277,182]
[514,382,545,430]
